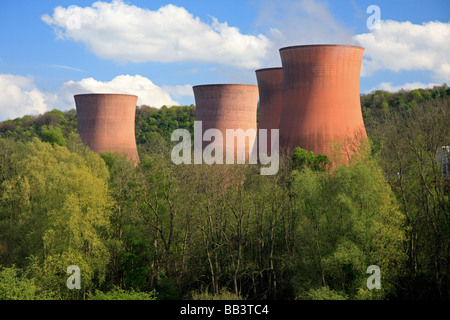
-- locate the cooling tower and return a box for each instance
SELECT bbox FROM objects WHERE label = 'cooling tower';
[74,93,139,163]
[278,44,367,162]
[193,84,259,160]
[255,67,283,155]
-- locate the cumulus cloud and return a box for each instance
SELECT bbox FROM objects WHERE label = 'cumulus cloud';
[0,74,49,121]
[254,1,449,83]
[0,74,183,121]
[51,74,180,110]
[353,20,450,82]
[42,0,270,69]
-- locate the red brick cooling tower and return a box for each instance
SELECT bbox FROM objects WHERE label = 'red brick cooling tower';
[74,93,139,163]
[278,45,367,162]
[193,84,259,159]
[255,67,283,154]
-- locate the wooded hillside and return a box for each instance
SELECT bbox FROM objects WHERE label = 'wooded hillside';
[0,85,448,300]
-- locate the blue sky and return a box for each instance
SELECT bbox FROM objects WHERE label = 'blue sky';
[0,0,449,121]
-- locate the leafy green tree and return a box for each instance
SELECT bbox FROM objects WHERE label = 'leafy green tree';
[374,99,450,298]
[0,139,112,299]
[291,147,331,172]
[0,266,46,300]
[289,153,405,299]
[40,125,66,146]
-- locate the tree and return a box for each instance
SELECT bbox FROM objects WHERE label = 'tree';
[375,99,450,298]
[40,125,66,146]
[291,147,331,172]
[0,265,53,300]
[0,139,112,299]
[288,153,406,299]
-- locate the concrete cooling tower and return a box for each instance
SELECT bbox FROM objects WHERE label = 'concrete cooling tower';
[278,44,367,162]
[193,84,259,160]
[74,93,139,163]
[255,67,283,155]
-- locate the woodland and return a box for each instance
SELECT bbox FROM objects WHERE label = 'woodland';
[0,85,448,300]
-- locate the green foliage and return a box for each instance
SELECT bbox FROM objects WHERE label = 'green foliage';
[89,286,157,300]
[0,138,112,299]
[361,84,449,130]
[303,286,347,300]
[366,93,450,298]
[0,265,53,300]
[0,109,77,143]
[0,85,448,300]
[40,125,66,146]
[156,276,183,300]
[288,155,406,299]
[291,147,331,171]
[135,104,195,148]
[0,266,39,300]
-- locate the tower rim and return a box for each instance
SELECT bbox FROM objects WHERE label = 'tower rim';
[193,84,258,89]
[279,44,364,52]
[255,67,283,73]
[74,93,138,98]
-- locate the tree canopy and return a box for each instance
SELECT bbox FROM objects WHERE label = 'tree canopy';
[0,85,449,300]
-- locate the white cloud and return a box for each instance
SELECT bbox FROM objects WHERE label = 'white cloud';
[367,81,440,93]
[52,75,180,110]
[0,74,49,121]
[42,1,270,69]
[0,74,184,121]
[353,20,450,82]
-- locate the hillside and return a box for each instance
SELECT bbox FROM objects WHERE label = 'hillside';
[0,85,449,300]
[1,85,449,149]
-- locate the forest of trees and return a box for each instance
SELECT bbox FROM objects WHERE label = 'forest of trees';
[0,85,448,300]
